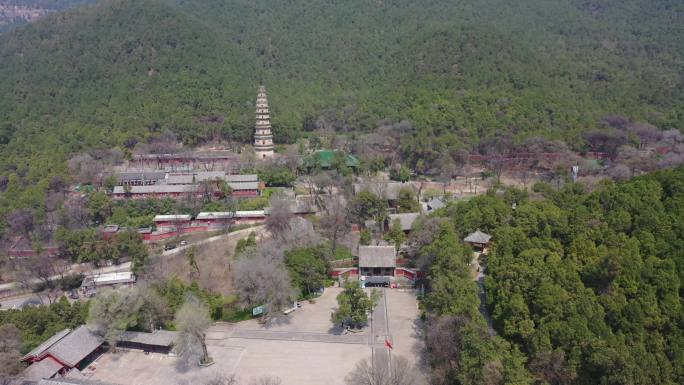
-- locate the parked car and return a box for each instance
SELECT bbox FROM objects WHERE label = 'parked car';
[164,244,177,251]
[68,290,79,299]
[180,240,188,246]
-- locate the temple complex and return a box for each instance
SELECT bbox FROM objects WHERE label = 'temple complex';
[254,85,274,159]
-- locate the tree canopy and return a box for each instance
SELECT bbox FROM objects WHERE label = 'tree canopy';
[423,166,684,384]
[1,0,683,232]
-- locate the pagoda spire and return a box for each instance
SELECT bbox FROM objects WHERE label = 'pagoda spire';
[254,85,274,159]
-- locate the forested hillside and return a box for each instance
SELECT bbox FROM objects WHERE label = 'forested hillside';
[0,0,683,230]
[421,166,684,384]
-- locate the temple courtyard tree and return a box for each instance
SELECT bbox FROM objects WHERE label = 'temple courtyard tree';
[174,294,212,365]
[331,282,377,329]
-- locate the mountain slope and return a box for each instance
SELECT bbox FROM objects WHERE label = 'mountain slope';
[0,0,682,222]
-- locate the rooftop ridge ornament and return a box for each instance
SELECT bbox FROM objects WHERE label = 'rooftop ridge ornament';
[254,85,274,159]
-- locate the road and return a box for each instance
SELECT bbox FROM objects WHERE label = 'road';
[229,329,368,345]
[370,288,392,376]
[0,262,132,297]
[161,225,265,257]
[0,293,42,310]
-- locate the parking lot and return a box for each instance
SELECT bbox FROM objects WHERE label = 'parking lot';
[87,287,424,385]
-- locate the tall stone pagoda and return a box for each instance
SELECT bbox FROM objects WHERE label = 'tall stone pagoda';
[254,85,274,159]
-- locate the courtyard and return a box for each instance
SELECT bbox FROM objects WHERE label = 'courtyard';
[86,287,424,385]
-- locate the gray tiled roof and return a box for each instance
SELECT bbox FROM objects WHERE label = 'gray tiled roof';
[427,197,446,210]
[47,326,103,367]
[166,171,233,184]
[464,229,492,244]
[388,213,420,231]
[114,172,165,182]
[196,212,234,220]
[22,329,70,361]
[227,181,259,190]
[226,174,258,182]
[22,357,63,380]
[113,185,197,194]
[165,174,194,184]
[358,246,396,268]
[117,330,178,347]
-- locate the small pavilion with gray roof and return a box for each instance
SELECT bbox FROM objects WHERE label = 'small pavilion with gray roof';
[464,229,492,251]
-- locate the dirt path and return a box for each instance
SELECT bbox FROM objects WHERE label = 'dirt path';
[472,253,496,335]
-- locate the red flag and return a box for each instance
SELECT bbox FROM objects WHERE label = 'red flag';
[384,339,393,350]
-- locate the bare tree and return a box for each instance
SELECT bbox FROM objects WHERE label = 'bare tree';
[529,350,577,385]
[16,254,56,289]
[607,164,631,181]
[601,115,631,129]
[7,208,34,237]
[265,197,294,239]
[64,198,90,229]
[658,149,684,169]
[313,172,336,196]
[437,155,457,193]
[425,315,470,385]
[345,356,421,385]
[232,252,296,319]
[483,361,504,385]
[627,122,662,149]
[0,324,24,376]
[319,194,351,257]
[661,129,683,146]
[144,131,180,154]
[68,153,105,186]
[583,130,628,159]
[174,294,212,365]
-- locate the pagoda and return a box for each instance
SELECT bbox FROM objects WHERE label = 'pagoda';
[254,85,274,159]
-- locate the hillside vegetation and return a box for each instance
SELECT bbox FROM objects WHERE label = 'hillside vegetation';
[422,166,684,384]
[0,0,683,228]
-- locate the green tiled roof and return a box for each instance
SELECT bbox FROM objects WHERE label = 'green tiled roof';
[303,150,359,168]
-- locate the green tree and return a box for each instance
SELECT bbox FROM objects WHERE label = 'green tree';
[390,165,411,183]
[103,175,118,193]
[384,218,406,251]
[359,229,372,246]
[331,282,375,329]
[350,190,387,223]
[111,229,148,273]
[186,246,200,277]
[396,187,420,213]
[87,192,112,224]
[235,232,257,256]
[284,246,328,297]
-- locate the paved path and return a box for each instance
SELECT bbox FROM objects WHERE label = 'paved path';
[229,329,368,345]
[472,253,496,336]
[371,288,392,375]
[0,293,42,310]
